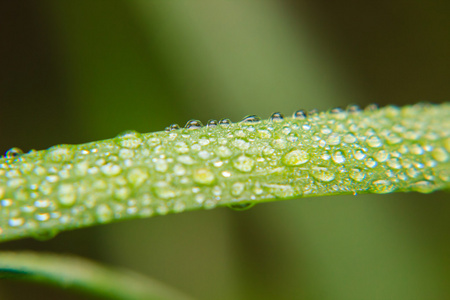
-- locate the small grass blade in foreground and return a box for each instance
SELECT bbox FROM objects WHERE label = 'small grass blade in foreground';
[0,251,191,300]
[0,103,449,242]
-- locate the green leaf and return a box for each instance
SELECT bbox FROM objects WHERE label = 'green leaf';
[0,251,191,300]
[0,103,449,242]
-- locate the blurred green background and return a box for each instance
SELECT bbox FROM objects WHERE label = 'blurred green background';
[1,1,450,299]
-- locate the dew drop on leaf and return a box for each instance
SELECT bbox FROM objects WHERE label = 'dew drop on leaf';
[292,109,307,119]
[411,180,435,193]
[207,119,218,127]
[31,229,59,241]
[330,107,344,114]
[308,109,319,117]
[233,155,255,172]
[185,119,203,129]
[219,118,231,126]
[282,150,309,166]
[5,147,23,159]
[116,130,143,149]
[370,179,395,194]
[228,202,255,211]
[311,167,335,182]
[241,115,261,123]
[193,168,216,185]
[169,124,180,131]
[270,112,284,122]
[347,104,361,113]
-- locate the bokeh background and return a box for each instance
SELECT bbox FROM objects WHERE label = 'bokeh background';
[1,1,450,299]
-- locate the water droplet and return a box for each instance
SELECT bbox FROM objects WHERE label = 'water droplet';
[9,217,25,227]
[228,202,255,211]
[207,119,218,127]
[173,164,186,176]
[406,167,419,178]
[5,147,23,158]
[34,199,50,208]
[444,138,450,152]
[374,150,389,162]
[327,133,341,146]
[350,168,366,182]
[193,168,215,185]
[169,124,180,131]
[311,167,335,182]
[281,127,291,135]
[411,180,435,193]
[115,187,131,200]
[431,147,449,162]
[185,119,203,129]
[177,155,195,165]
[265,184,296,198]
[32,229,59,241]
[173,201,186,213]
[1,199,12,207]
[156,205,169,215]
[287,133,298,143]
[370,179,395,194]
[410,144,424,155]
[343,133,356,144]
[271,138,288,149]
[100,163,122,176]
[231,182,245,196]
[365,103,379,111]
[385,132,402,144]
[258,130,272,139]
[332,151,345,164]
[173,142,188,154]
[212,186,222,196]
[198,150,210,160]
[386,158,401,169]
[35,213,50,222]
[153,182,176,199]
[57,183,77,206]
[233,139,250,150]
[403,130,421,140]
[219,118,231,126]
[153,158,168,172]
[321,127,332,135]
[308,109,319,117]
[212,146,230,158]
[353,150,366,160]
[241,115,261,123]
[293,109,307,119]
[119,149,134,159]
[96,204,114,222]
[385,105,400,117]
[439,170,450,182]
[330,107,344,114]
[47,145,74,162]
[367,135,383,148]
[117,131,143,149]
[233,155,255,172]
[347,104,361,113]
[270,112,284,122]
[302,123,311,130]
[222,171,231,177]
[127,168,148,186]
[365,158,377,168]
[321,152,331,160]
[282,150,309,166]
[147,137,161,147]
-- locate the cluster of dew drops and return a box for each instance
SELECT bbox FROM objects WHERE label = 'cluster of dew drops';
[0,102,449,240]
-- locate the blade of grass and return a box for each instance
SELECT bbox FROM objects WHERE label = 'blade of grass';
[0,103,448,243]
[0,251,191,300]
